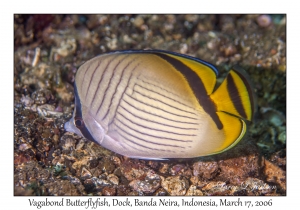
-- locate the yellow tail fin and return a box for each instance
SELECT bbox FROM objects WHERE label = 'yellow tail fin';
[210,66,255,121]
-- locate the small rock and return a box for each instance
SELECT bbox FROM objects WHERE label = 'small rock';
[123,35,134,44]
[207,39,218,50]
[169,164,192,177]
[147,160,160,170]
[185,14,199,22]
[257,15,272,28]
[89,167,102,178]
[223,44,237,57]
[190,176,199,185]
[116,185,131,196]
[153,188,168,196]
[107,38,118,50]
[21,95,34,107]
[83,178,95,193]
[98,156,115,174]
[62,138,76,150]
[201,181,229,196]
[52,38,76,57]
[133,16,144,28]
[120,160,146,181]
[31,89,54,105]
[107,174,119,185]
[193,160,219,180]
[37,104,63,119]
[128,170,161,194]
[169,164,185,176]
[88,158,99,169]
[159,162,169,174]
[111,156,121,167]
[102,186,116,196]
[68,176,81,186]
[180,44,188,54]
[75,139,85,150]
[53,134,59,144]
[161,175,189,196]
[81,167,92,180]
[19,143,32,151]
[91,177,111,192]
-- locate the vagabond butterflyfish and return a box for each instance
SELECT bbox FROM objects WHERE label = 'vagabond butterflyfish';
[64,49,255,159]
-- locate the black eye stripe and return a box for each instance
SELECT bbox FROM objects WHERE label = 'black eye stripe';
[73,83,99,144]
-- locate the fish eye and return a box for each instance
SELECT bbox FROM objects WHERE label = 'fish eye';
[74,117,84,128]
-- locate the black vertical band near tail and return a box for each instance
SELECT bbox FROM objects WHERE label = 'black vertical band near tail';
[226,73,248,120]
[232,66,255,121]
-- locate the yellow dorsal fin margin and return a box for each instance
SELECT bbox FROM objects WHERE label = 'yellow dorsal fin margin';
[162,53,217,95]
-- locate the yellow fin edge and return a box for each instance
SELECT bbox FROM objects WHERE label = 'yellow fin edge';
[212,112,247,154]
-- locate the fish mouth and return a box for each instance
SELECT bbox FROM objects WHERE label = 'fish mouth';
[64,118,83,137]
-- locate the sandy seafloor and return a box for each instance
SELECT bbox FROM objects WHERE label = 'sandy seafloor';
[13,14,286,196]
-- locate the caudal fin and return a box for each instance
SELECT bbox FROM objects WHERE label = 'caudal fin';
[210,66,255,121]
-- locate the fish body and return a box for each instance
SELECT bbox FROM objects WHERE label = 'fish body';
[64,50,255,159]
